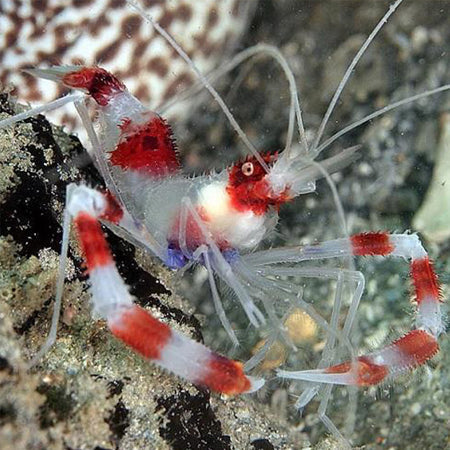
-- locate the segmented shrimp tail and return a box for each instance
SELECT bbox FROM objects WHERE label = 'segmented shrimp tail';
[67,184,263,395]
[25,66,126,106]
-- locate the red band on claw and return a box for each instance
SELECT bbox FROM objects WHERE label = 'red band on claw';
[109,305,172,360]
[411,257,441,304]
[350,232,394,256]
[74,212,112,270]
[200,353,252,395]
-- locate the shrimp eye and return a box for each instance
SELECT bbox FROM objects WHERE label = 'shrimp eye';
[241,162,254,176]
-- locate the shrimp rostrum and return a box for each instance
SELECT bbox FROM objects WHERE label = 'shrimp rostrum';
[1,0,448,440]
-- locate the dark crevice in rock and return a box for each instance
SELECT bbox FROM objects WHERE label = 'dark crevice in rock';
[0,402,17,426]
[106,229,170,300]
[1,171,64,257]
[155,389,231,450]
[106,379,125,398]
[105,399,130,444]
[251,438,275,449]
[13,298,52,335]
[0,93,90,257]
[90,374,131,401]
[37,383,76,428]
[0,356,13,374]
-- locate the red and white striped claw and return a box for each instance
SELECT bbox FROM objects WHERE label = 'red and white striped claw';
[278,232,444,387]
[109,304,263,395]
[69,185,262,395]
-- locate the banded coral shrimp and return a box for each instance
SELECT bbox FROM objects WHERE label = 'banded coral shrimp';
[0,0,448,450]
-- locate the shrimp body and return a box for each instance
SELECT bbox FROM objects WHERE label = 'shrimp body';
[153,173,276,252]
[126,170,278,268]
[2,64,267,395]
[24,66,365,346]
[38,66,287,268]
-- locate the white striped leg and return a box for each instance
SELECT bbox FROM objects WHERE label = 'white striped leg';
[180,197,266,329]
[237,261,362,402]
[202,248,239,347]
[237,262,360,448]
[175,202,239,345]
[28,185,73,368]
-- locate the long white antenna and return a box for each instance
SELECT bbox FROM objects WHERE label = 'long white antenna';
[311,0,403,154]
[315,84,450,155]
[0,93,83,129]
[160,44,309,157]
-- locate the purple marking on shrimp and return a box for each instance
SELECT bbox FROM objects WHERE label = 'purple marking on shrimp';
[165,244,188,269]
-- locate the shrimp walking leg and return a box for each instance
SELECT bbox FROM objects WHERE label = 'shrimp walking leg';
[178,197,266,330]
[237,262,363,399]
[235,261,364,446]
[243,234,441,444]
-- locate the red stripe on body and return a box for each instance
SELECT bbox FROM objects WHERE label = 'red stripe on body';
[110,115,180,176]
[109,305,172,360]
[199,353,251,395]
[62,67,125,106]
[411,257,441,304]
[74,212,112,270]
[168,207,231,253]
[350,232,394,256]
[100,191,124,224]
[325,356,389,386]
[392,329,439,367]
[227,153,290,215]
